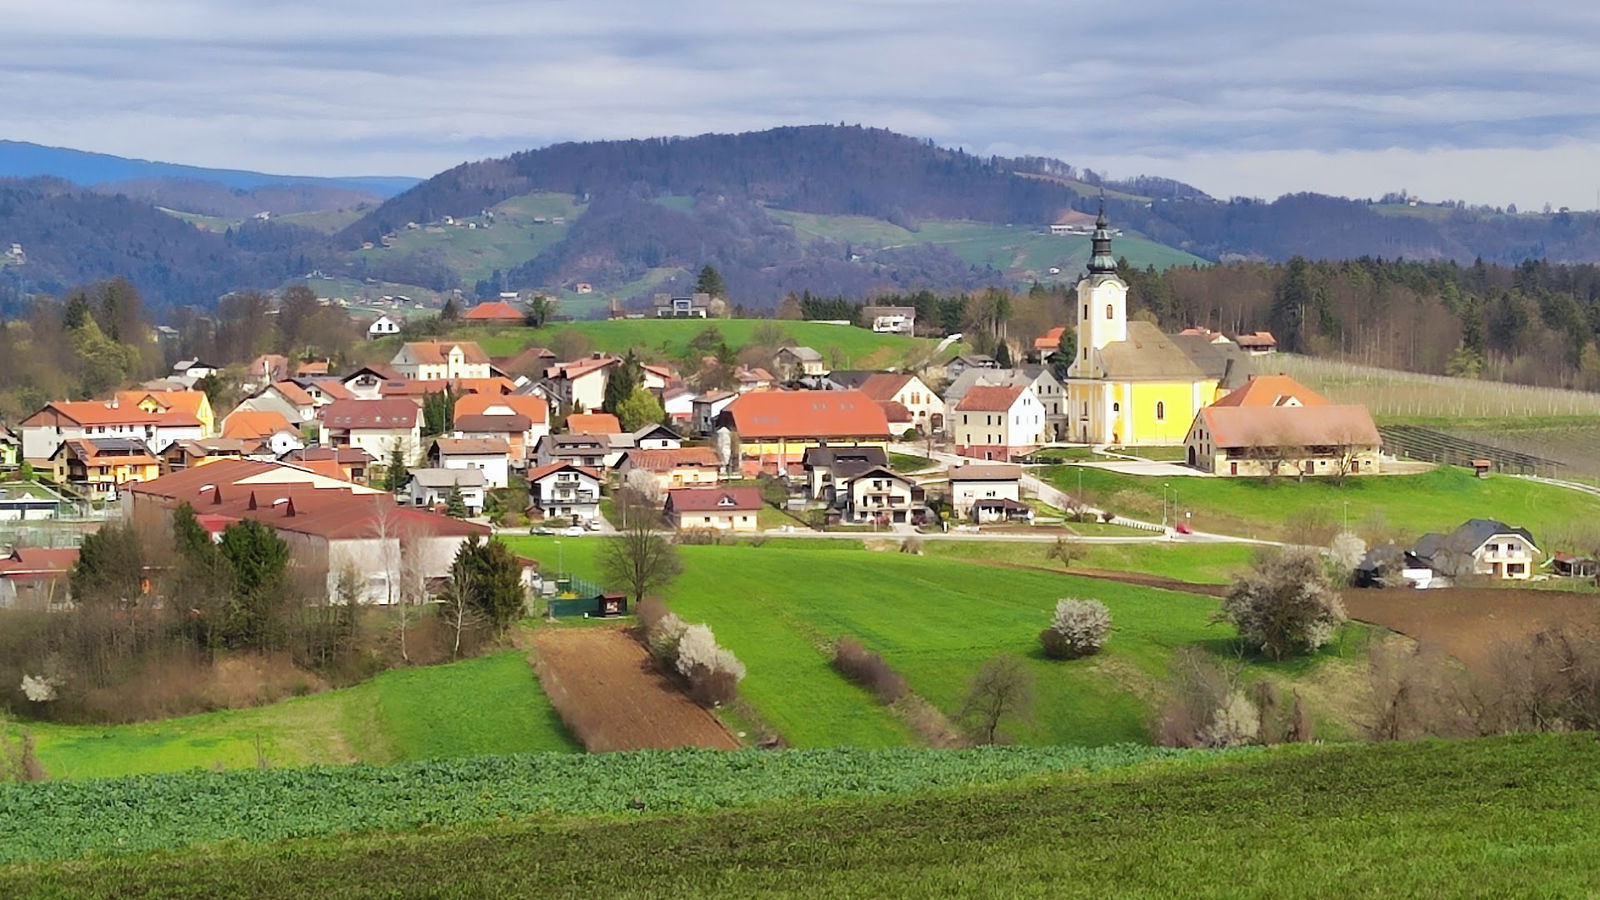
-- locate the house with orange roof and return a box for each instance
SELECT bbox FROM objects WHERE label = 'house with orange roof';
[162,438,248,472]
[615,446,722,493]
[717,390,891,469]
[18,400,202,463]
[49,438,162,499]
[282,447,375,485]
[231,381,319,426]
[115,389,217,436]
[857,373,944,436]
[951,384,1045,461]
[1184,395,1380,477]
[222,409,306,457]
[462,300,526,324]
[390,341,492,381]
[566,412,622,436]
[452,394,550,465]
[1033,326,1067,360]
[544,354,620,411]
[1210,373,1327,408]
[527,462,602,522]
[428,437,511,489]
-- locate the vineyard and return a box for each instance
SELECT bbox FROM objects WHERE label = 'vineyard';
[0,744,1195,863]
[1271,354,1600,420]
[1378,425,1563,476]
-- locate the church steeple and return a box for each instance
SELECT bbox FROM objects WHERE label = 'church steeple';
[1088,198,1117,275]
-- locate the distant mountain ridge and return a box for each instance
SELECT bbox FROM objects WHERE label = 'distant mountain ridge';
[0,140,419,197]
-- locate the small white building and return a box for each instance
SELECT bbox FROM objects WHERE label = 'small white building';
[951,384,1044,461]
[406,468,486,516]
[862,305,916,336]
[367,315,401,340]
[428,437,511,489]
[948,463,1023,519]
[319,399,424,466]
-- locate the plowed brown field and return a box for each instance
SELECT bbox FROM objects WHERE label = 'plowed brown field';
[531,627,739,752]
[1342,588,1600,670]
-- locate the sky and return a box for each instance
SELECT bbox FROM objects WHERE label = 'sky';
[4,0,1600,208]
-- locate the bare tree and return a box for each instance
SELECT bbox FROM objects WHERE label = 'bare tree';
[1045,535,1082,570]
[957,655,1035,745]
[601,495,682,603]
[437,560,486,659]
[368,499,424,663]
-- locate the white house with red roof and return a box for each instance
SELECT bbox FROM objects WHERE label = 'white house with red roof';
[857,373,944,436]
[18,400,203,462]
[462,300,525,324]
[319,399,425,465]
[951,384,1045,461]
[527,461,602,521]
[391,341,493,381]
[665,486,762,532]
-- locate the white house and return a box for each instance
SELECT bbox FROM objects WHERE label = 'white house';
[319,399,424,466]
[948,463,1024,519]
[951,384,1044,461]
[665,486,762,532]
[17,401,202,461]
[691,390,738,436]
[843,465,921,525]
[629,423,683,450]
[527,462,602,521]
[390,341,492,381]
[1413,519,1541,581]
[857,373,945,436]
[774,346,826,380]
[367,315,401,340]
[543,354,618,412]
[407,468,487,516]
[428,437,511,489]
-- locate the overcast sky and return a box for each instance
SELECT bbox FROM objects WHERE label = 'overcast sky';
[5,0,1600,208]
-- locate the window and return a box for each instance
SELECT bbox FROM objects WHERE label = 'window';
[1155,401,1165,421]
[1082,304,1088,319]
[1112,402,1120,413]
[1105,304,1114,320]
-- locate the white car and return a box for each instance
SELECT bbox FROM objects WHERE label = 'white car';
[561,526,585,537]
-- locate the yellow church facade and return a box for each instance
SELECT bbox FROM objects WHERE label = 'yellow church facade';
[1062,210,1248,446]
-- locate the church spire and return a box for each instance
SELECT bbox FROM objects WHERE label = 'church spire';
[1088,197,1117,276]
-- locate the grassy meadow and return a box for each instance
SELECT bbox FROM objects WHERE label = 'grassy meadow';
[505,538,1370,747]
[11,735,1600,896]
[1046,464,1600,543]
[11,651,575,780]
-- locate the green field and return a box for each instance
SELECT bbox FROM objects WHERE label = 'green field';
[11,651,575,780]
[924,538,1256,585]
[505,538,1365,747]
[1048,464,1600,544]
[9,735,1599,896]
[467,318,960,369]
[353,192,582,286]
[765,209,1208,278]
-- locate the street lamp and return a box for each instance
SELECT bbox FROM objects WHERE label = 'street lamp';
[1162,482,1170,529]
[553,539,563,578]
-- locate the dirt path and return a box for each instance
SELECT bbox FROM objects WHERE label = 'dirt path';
[530,627,740,752]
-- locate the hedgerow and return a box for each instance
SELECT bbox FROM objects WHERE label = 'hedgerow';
[0,744,1209,863]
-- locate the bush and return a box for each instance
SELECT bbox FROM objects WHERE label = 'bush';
[1154,648,1258,749]
[832,636,908,704]
[1039,598,1111,659]
[1216,548,1347,660]
[675,624,745,707]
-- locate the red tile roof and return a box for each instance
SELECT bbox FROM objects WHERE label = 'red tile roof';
[321,399,422,430]
[1033,326,1067,351]
[877,400,912,423]
[114,390,209,419]
[401,341,492,365]
[1211,374,1327,408]
[1197,405,1379,448]
[223,410,295,440]
[724,390,890,440]
[269,381,316,407]
[455,413,533,433]
[527,461,602,482]
[433,437,511,456]
[955,384,1028,411]
[567,413,622,435]
[455,394,548,425]
[666,486,762,512]
[21,401,160,428]
[857,373,913,402]
[0,548,80,577]
[462,300,525,322]
[624,446,720,472]
[1235,331,1278,349]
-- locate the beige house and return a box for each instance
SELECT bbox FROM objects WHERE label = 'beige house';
[1413,519,1540,581]
[774,346,826,380]
[391,341,493,381]
[1184,404,1380,477]
[948,463,1023,518]
[843,465,921,525]
[616,446,722,493]
[858,373,945,436]
[951,385,1044,461]
[665,486,762,532]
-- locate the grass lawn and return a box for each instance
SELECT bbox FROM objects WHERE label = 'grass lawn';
[14,651,576,780]
[503,538,1360,747]
[888,452,936,471]
[469,318,961,370]
[1113,444,1189,461]
[924,539,1256,584]
[18,735,1600,896]
[1047,464,1600,542]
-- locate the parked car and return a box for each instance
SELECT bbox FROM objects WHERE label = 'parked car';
[1175,522,1193,535]
[532,526,555,536]
[561,525,584,537]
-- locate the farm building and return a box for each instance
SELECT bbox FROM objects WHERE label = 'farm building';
[716,390,890,472]
[462,300,526,324]
[1062,208,1253,445]
[665,486,762,532]
[1183,401,1381,477]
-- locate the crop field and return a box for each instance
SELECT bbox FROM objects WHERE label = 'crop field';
[10,735,1600,896]
[1271,353,1600,421]
[504,538,1369,747]
[10,650,575,780]
[1342,587,1600,671]
[764,209,1207,278]
[1045,464,1600,544]
[1445,422,1600,481]
[0,743,1196,864]
[469,318,960,369]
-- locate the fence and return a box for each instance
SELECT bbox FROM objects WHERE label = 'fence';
[544,574,609,618]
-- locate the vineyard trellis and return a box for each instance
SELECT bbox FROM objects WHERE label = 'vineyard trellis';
[1378,425,1563,477]
[1273,354,1600,420]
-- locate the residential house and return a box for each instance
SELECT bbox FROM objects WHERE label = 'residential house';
[533,433,609,470]
[841,465,922,525]
[527,462,602,521]
[653,292,712,318]
[244,354,290,391]
[162,438,248,471]
[616,446,722,493]
[1413,519,1541,581]
[952,385,1044,461]
[944,354,998,381]
[630,423,682,450]
[126,460,482,605]
[494,345,557,380]
[0,547,79,610]
[50,438,162,499]
[1033,326,1067,360]
[661,386,697,429]
[665,486,762,532]
[567,412,622,435]
[295,359,331,378]
[222,409,305,457]
[282,446,374,485]
[948,463,1024,520]
[0,425,18,467]
[453,393,549,465]
[233,381,318,426]
[801,445,890,502]
[462,300,525,324]
[0,482,72,521]
[428,437,511,489]
[171,358,220,385]
[544,354,620,411]
[367,314,401,339]
[115,390,216,436]
[1183,402,1381,477]
[773,346,826,380]
[1354,543,1440,589]
[1210,374,1327,409]
[299,378,355,406]
[1235,332,1278,355]
[862,305,915,335]
[407,468,487,516]
[390,341,492,381]
[18,400,201,462]
[337,365,398,401]
[319,399,425,466]
[691,391,738,437]
[717,390,891,472]
[734,366,778,393]
[857,373,945,436]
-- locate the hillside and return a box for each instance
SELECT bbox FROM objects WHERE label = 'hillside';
[0,140,417,196]
[6,735,1598,895]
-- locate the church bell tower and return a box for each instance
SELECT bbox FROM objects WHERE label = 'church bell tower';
[1069,200,1128,378]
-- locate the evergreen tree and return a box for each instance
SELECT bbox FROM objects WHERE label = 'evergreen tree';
[216,519,291,650]
[445,484,469,518]
[440,296,460,321]
[69,521,145,609]
[1270,256,1312,353]
[695,265,726,299]
[448,536,526,631]
[384,443,411,492]
[994,339,1013,368]
[603,350,643,413]
[423,389,455,436]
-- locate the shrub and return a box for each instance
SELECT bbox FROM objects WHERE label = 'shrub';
[1216,547,1347,660]
[1154,648,1258,749]
[1039,598,1111,659]
[899,537,924,555]
[675,624,745,707]
[832,636,908,704]
[957,655,1035,745]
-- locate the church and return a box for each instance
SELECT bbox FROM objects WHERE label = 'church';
[1063,208,1252,445]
